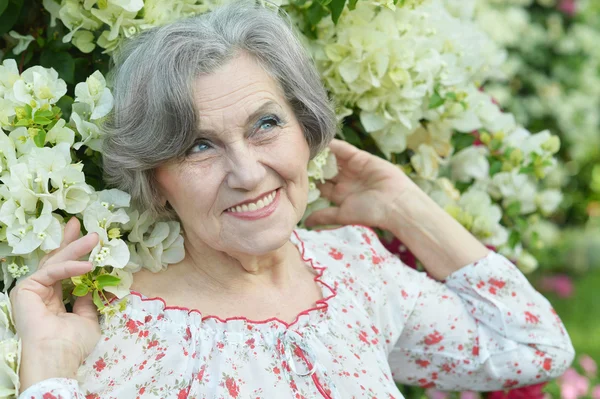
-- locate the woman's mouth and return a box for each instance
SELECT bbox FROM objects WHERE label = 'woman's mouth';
[224,188,280,220]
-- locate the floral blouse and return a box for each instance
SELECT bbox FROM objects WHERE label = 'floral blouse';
[19,225,574,399]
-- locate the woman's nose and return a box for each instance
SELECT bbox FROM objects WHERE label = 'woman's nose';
[225,146,267,190]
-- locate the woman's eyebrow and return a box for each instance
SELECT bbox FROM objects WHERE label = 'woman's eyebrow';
[196,100,283,138]
[245,100,283,124]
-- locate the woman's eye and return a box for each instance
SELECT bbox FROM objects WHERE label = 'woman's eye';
[257,117,280,132]
[188,140,211,154]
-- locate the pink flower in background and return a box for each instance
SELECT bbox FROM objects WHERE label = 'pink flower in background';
[381,237,417,269]
[539,274,574,298]
[460,391,480,399]
[559,368,590,399]
[579,355,597,377]
[592,385,600,399]
[425,389,450,399]
[558,0,577,16]
[488,383,546,398]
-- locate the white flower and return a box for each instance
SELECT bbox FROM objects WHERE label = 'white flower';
[83,201,130,269]
[12,66,67,110]
[536,189,563,216]
[8,31,35,55]
[45,118,75,146]
[450,145,490,182]
[6,200,61,255]
[410,144,443,180]
[74,71,114,120]
[458,187,508,246]
[489,171,537,214]
[0,292,20,397]
[103,268,134,298]
[123,209,185,273]
[70,105,104,151]
[0,59,20,98]
[72,30,96,53]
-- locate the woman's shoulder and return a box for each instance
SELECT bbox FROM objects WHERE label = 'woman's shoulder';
[292,224,390,273]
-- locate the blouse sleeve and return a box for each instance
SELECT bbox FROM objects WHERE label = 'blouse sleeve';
[349,226,575,392]
[18,378,85,399]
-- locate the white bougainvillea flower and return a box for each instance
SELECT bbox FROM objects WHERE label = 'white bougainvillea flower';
[0,98,16,128]
[12,66,67,110]
[70,104,104,151]
[6,200,61,255]
[91,188,131,211]
[458,187,508,247]
[411,144,444,180]
[0,129,17,174]
[0,59,20,98]
[489,171,537,214]
[45,118,75,146]
[49,164,93,214]
[83,201,130,268]
[8,127,37,157]
[450,145,490,182]
[74,71,114,120]
[0,292,20,398]
[8,31,35,55]
[307,148,338,184]
[536,189,563,216]
[103,268,134,299]
[123,209,185,273]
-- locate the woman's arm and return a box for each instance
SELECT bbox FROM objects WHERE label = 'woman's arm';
[18,379,86,399]
[383,183,491,280]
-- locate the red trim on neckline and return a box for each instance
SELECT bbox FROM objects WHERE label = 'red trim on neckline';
[111,229,338,329]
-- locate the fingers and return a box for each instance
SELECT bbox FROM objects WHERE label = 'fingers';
[73,293,99,323]
[39,217,83,269]
[46,232,99,265]
[328,139,361,163]
[30,260,94,287]
[304,207,341,228]
[316,181,343,205]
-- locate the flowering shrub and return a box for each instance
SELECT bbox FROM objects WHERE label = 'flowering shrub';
[0,0,594,397]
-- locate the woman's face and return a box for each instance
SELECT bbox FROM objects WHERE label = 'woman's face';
[155,52,311,257]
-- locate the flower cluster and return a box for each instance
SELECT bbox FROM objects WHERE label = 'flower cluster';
[308,0,564,271]
[0,60,185,308]
[0,293,20,398]
[42,0,220,54]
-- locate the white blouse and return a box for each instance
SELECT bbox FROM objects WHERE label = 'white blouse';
[19,225,574,399]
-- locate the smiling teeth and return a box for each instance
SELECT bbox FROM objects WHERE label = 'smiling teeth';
[228,190,276,213]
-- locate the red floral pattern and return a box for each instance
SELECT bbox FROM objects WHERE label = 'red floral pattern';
[19,225,574,399]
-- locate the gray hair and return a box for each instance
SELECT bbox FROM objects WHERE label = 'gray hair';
[101,2,337,222]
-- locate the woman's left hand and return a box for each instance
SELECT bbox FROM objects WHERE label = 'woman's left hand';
[304,139,418,229]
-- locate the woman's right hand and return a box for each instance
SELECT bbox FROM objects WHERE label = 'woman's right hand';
[11,216,101,392]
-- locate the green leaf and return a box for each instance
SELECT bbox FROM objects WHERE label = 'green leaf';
[0,0,23,36]
[0,0,8,16]
[428,90,444,109]
[96,274,121,290]
[33,129,46,147]
[451,133,476,152]
[506,201,521,218]
[348,0,358,10]
[55,95,73,120]
[508,230,521,249]
[14,119,30,127]
[92,289,105,309]
[33,116,52,125]
[40,50,75,84]
[35,109,54,118]
[328,0,346,24]
[72,284,90,297]
[519,165,535,174]
[341,126,362,147]
[489,159,503,176]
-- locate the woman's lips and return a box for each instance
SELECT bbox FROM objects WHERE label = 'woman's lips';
[225,188,280,220]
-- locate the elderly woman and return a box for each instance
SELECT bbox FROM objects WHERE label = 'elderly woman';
[14,3,574,399]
